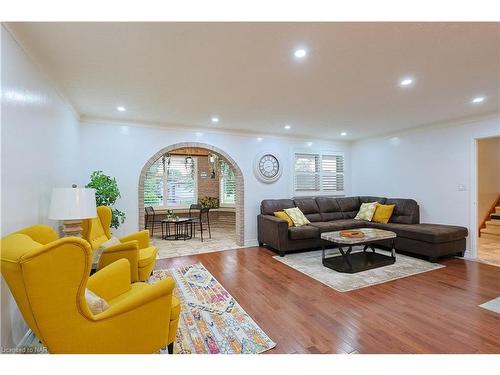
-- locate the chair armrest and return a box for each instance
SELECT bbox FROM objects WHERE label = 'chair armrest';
[257,214,288,250]
[119,230,150,249]
[93,277,175,320]
[87,259,131,301]
[98,241,140,282]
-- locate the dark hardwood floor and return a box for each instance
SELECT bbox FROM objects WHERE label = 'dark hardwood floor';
[156,247,500,354]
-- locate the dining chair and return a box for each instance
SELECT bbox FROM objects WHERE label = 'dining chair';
[144,206,163,237]
[188,204,212,242]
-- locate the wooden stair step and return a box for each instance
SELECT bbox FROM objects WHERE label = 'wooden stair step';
[480,228,500,237]
[486,220,500,227]
[480,233,500,240]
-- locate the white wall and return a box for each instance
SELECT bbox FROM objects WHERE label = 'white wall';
[477,136,500,224]
[351,116,500,256]
[1,27,81,348]
[79,120,351,243]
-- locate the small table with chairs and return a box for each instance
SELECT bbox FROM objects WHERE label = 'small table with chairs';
[145,205,213,242]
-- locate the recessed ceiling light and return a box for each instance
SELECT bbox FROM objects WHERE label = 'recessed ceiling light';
[340,132,347,136]
[257,137,263,142]
[284,125,291,130]
[471,96,485,104]
[211,117,219,123]
[294,49,307,58]
[399,78,413,87]
[116,106,126,112]
[306,142,313,147]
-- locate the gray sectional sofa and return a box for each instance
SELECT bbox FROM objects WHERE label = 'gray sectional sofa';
[257,196,468,262]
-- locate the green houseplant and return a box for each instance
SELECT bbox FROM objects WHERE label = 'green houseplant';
[86,170,126,229]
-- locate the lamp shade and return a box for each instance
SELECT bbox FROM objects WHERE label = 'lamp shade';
[48,188,97,220]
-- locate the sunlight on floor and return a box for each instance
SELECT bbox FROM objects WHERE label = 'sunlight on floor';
[151,226,238,259]
[477,236,500,266]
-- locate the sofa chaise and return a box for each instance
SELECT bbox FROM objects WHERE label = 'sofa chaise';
[257,196,468,262]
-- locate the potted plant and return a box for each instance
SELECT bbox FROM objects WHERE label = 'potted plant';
[86,171,126,229]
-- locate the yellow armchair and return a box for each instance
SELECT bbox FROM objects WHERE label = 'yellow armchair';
[0,225,180,354]
[82,206,157,282]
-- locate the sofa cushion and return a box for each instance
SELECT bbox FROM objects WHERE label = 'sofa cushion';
[337,197,361,219]
[261,199,295,215]
[385,198,419,224]
[316,197,343,221]
[373,223,468,243]
[293,198,322,222]
[288,225,319,240]
[359,196,386,204]
[309,219,366,233]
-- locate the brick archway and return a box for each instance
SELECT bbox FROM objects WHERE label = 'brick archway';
[138,142,244,246]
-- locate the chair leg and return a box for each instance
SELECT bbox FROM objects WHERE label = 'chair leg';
[207,213,212,239]
[200,221,204,242]
[167,342,174,354]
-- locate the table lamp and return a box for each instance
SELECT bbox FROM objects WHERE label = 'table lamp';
[48,186,97,237]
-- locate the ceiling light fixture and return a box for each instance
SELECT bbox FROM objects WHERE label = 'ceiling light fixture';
[257,137,263,142]
[284,125,291,130]
[471,96,485,104]
[307,142,313,147]
[399,78,414,87]
[116,106,126,112]
[340,132,347,136]
[211,117,219,123]
[294,49,307,58]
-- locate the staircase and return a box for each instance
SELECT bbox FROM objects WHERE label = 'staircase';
[480,201,500,240]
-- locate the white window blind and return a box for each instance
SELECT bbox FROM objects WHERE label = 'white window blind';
[294,153,320,191]
[220,161,236,206]
[165,156,197,207]
[144,159,164,206]
[294,152,344,192]
[143,156,197,208]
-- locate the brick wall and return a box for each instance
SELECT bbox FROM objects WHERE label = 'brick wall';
[196,156,220,201]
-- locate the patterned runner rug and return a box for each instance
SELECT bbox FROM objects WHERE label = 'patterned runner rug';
[151,263,276,354]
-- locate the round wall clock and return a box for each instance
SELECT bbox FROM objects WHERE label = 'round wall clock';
[253,152,282,183]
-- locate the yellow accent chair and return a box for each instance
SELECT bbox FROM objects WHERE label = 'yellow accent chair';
[81,206,157,282]
[0,225,180,354]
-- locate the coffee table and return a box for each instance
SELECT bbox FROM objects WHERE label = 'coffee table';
[161,218,193,240]
[321,228,396,273]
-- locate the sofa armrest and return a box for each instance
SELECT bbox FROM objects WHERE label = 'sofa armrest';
[257,214,289,251]
[119,230,150,249]
[87,259,132,301]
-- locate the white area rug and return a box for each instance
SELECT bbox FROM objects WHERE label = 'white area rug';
[273,248,445,292]
[479,297,500,314]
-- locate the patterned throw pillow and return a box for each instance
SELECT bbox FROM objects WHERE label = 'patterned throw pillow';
[284,207,311,227]
[85,288,109,315]
[354,202,378,221]
[372,203,396,224]
[274,211,294,227]
[93,236,121,268]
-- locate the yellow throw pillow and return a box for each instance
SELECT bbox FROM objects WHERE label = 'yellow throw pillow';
[372,203,396,224]
[284,207,311,227]
[274,211,294,227]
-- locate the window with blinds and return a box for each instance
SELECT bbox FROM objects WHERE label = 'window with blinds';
[294,152,344,193]
[220,161,236,206]
[143,156,197,208]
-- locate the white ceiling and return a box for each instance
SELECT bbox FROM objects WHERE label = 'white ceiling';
[6,22,500,140]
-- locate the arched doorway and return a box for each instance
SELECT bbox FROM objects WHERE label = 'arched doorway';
[138,142,244,246]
